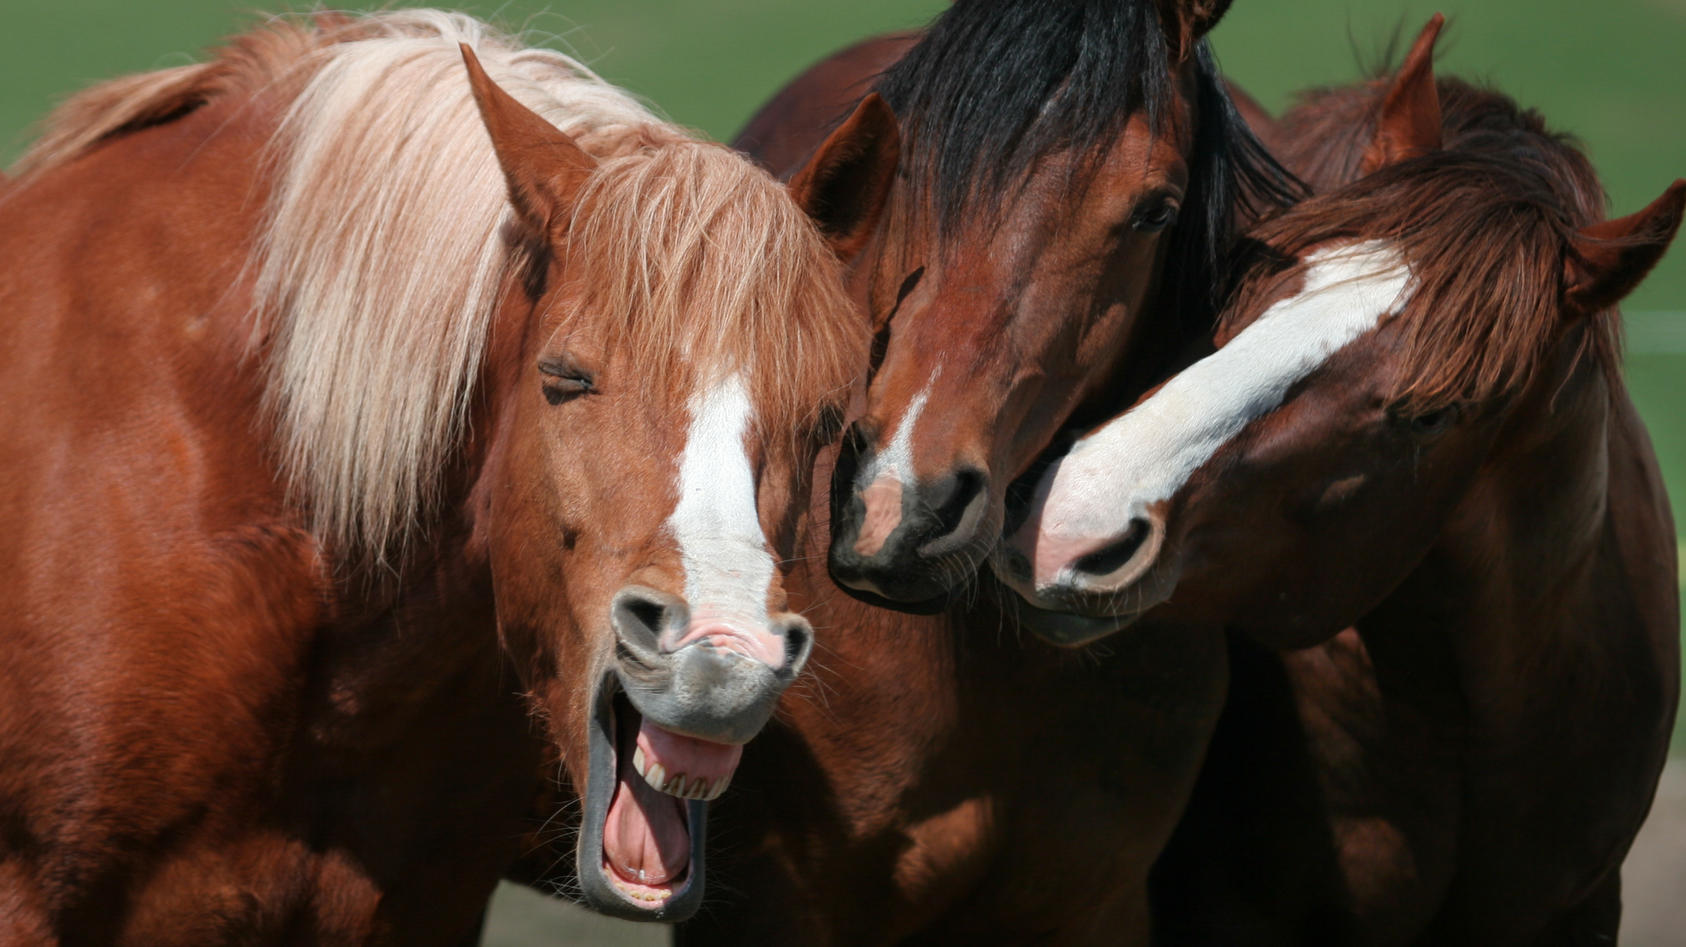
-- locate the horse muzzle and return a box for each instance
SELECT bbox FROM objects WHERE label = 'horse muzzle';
[574,585,812,921]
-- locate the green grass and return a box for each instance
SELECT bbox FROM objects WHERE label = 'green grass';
[2,2,1683,749]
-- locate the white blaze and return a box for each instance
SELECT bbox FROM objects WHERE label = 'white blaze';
[667,373,773,628]
[1031,241,1415,580]
[867,375,936,485]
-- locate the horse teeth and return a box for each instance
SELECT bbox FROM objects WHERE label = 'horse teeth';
[611,877,672,902]
[644,761,666,790]
[632,746,647,779]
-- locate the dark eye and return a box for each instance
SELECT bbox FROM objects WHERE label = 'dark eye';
[1393,402,1462,437]
[1130,198,1180,233]
[538,356,595,405]
[813,405,845,444]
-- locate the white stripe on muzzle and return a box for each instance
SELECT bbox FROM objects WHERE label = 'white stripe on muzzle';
[1029,241,1415,584]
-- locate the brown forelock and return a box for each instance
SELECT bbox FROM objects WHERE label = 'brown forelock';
[555,140,866,444]
[1229,97,1614,415]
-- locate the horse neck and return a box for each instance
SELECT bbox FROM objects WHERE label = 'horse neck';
[1363,346,1622,713]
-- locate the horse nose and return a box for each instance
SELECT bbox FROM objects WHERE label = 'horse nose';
[1047,512,1167,593]
[771,613,813,676]
[610,586,689,666]
[829,443,992,605]
[913,466,988,556]
[610,586,810,746]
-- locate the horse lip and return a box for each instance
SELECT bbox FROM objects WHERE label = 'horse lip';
[614,645,788,747]
[576,672,708,922]
[1011,598,1141,647]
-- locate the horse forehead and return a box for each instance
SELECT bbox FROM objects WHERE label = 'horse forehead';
[1064,241,1414,502]
[1091,106,1193,185]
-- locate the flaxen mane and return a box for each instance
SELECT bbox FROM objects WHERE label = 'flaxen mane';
[1227,78,1617,413]
[12,10,863,562]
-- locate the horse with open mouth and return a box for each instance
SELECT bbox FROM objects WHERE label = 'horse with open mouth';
[0,10,889,939]
[997,18,1683,942]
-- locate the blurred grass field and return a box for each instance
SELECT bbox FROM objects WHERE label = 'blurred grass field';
[2,3,1682,943]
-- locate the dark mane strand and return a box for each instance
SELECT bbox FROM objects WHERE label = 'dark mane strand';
[1167,45,1306,334]
[875,0,1302,328]
[874,0,1174,233]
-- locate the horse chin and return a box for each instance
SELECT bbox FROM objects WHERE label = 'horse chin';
[1011,598,1141,647]
[577,673,709,922]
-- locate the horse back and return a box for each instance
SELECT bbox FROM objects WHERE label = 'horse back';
[0,96,347,940]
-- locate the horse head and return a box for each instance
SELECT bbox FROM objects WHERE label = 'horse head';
[806,0,1275,609]
[460,49,892,918]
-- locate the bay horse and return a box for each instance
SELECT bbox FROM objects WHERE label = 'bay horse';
[997,18,1684,943]
[0,10,892,940]
[734,0,1296,610]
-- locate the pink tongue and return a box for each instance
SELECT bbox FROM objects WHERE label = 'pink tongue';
[604,758,688,886]
[601,722,743,888]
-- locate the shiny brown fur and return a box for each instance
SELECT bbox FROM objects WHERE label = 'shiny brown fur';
[0,11,887,941]
[1119,22,1683,945]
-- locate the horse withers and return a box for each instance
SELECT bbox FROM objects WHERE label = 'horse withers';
[997,18,1683,942]
[0,10,892,940]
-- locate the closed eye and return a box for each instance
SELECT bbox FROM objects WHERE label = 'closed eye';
[538,355,595,405]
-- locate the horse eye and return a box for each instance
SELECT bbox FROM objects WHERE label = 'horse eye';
[1130,199,1180,233]
[813,406,845,444]
[1404,403,1461,436]
[538,356,595,405]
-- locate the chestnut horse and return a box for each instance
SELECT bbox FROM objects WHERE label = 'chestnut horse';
[734,0,1295,609]
[0,10,892,940]
[999,19,1683,943]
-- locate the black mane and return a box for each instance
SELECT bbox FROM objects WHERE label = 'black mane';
[875,0,1302,322]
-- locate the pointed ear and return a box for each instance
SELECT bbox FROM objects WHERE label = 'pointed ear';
[1360,14,1445,174]
[1154,0,1234,62]
[1563,180,1686,315]
[787,93,901,263]
[461,44,596,239]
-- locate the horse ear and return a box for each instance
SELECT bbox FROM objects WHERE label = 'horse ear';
[1563,180,1686,316]
[1360,14,1445,174]
[787,93,901,264]
[1154,0,1234,62]
[460,44,596,239]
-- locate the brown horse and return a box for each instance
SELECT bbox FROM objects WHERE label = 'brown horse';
[0,10,892,940]
[998,19,1683,943]
[733,0,1295,610]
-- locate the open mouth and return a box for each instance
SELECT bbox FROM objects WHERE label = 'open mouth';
[579,675,743,920]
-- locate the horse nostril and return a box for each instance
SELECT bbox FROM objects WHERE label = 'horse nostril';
[778,616,814,675]
[610,586,688,659]
[625,597,667,635]
[916,466,988,556]
[1072,517,1152,579]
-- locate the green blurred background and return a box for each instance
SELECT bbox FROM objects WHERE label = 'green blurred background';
[2,2,1682,941]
